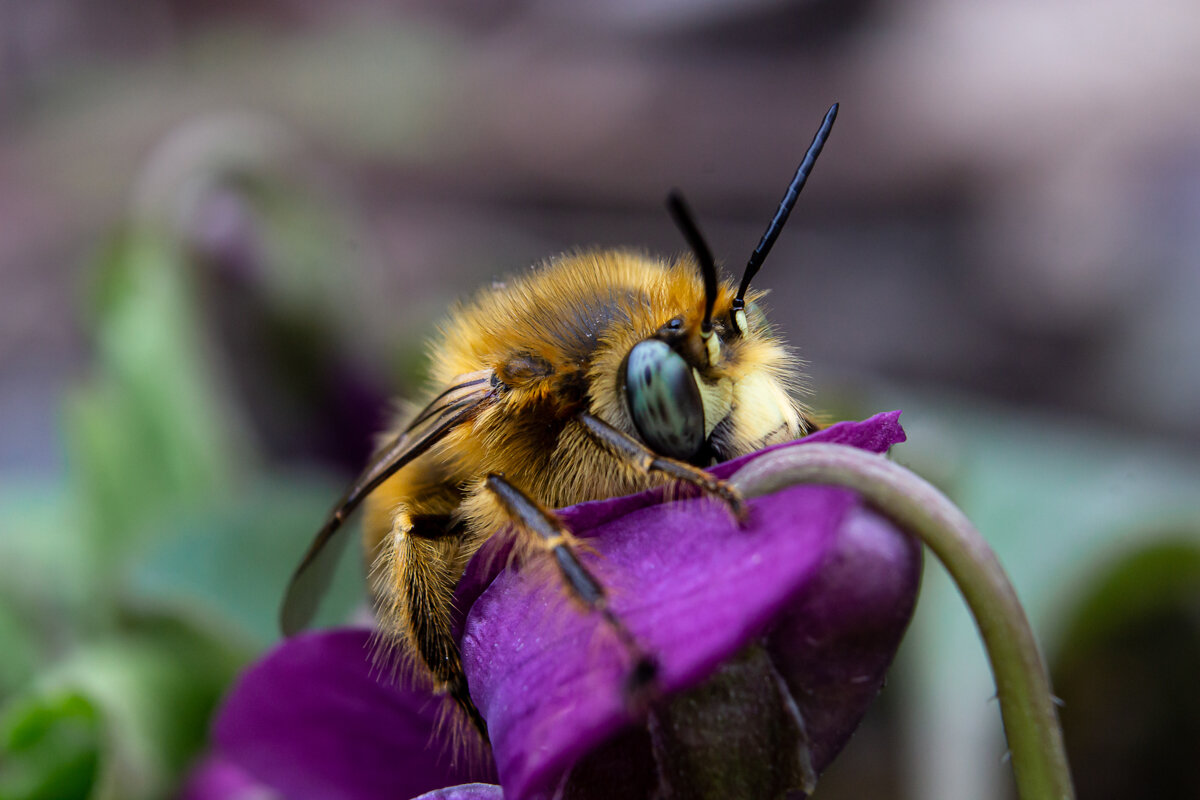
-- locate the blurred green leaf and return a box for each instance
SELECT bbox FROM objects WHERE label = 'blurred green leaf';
[1050,537,1200,799]
[0,691,99,800]
[64,228,249,568]
[130,475,366,646]
[0,480,93,652]
[0,600,42,701]
[1057,536,1200,653]
[0,615,247,800]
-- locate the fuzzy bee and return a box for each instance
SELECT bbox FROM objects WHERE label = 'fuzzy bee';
[281,104,839,739]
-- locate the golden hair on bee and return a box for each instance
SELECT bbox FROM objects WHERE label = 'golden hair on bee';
[280,103,840,745]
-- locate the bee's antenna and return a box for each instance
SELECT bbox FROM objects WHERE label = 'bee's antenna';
[734,102,838,314]
[666,190,718,338]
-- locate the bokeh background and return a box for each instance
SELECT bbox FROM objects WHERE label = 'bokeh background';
[2,1,1199,798]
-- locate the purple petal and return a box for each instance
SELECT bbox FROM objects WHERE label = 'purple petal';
[454,411,906,610]
[768,504,922,772]
[206,629,495,800]
[457,413,915,798]
[412,784,505,800]
[179,755,274,800]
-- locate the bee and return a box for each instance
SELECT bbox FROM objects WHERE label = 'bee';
[281,103,839,740]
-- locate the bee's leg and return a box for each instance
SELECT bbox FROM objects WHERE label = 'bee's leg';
[381,510,489,741]
[578,412,745,519]
[485,474,660,704]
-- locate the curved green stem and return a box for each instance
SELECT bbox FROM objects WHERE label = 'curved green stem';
[730,443,1075,800]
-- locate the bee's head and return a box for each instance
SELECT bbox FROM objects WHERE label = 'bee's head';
[622,103,838,464]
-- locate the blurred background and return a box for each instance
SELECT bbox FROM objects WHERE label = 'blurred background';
[2,1,1198,798]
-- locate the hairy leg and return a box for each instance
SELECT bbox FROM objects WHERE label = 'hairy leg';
[376,508,488,739]
[485,473,659,703]
[578,412,745,518]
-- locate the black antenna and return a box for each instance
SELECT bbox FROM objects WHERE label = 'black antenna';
[735,102,838,308]
[667,190,718,335]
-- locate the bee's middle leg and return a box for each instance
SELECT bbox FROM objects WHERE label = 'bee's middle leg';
[377,509,488,740]
[484,474,660,704]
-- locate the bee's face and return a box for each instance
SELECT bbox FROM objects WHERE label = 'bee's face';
[621,278,788,465]
[610,181,819,466]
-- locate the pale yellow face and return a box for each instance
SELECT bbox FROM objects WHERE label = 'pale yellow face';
[687,302,806,461]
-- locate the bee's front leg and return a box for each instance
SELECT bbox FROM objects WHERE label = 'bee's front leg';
[484,474,660,706]
[578,412,746,519]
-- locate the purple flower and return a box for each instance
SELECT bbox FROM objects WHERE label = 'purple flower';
[185,412,919,800]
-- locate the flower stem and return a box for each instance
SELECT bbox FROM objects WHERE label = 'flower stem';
[730,443,1075,800]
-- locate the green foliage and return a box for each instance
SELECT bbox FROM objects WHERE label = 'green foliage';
[0,691,99,800]
[66,228,246,564]
[1055,537,1200,653]
[2,162,372,796]
[1050,538,1200,799]
[130,477,365,647]
[0,617,246,800]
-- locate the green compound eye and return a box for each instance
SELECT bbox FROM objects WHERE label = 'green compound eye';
[624,339,704,461]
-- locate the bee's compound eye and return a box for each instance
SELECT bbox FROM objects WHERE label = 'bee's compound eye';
[624,339,705,461]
